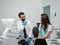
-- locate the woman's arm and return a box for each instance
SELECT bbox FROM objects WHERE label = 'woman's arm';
[38,31,52,39]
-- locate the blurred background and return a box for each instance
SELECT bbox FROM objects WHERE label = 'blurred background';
[0,0,60,45]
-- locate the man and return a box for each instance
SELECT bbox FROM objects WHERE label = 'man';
[17,12,33,45]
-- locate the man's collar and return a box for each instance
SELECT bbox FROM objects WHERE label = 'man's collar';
[19,19,27,23]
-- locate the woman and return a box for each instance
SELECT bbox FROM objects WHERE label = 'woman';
[34,13,52,45]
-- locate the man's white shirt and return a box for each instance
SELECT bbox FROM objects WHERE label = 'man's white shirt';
[17,20,33,39]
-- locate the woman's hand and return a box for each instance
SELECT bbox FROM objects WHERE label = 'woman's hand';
[37,31,52,39]
[32,38,36,42]
[37,35,41,39]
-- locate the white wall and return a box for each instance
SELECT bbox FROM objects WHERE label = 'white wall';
[0,0,43,35]
[51,0,60,28]
[42,0,50,7]
[42,0,60,28]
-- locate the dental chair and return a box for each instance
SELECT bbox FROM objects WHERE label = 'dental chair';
[0,18,18,45]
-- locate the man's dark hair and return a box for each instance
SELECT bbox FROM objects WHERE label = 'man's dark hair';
[18,12,24,17]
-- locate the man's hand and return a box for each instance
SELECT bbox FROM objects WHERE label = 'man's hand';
[26,37,31,43]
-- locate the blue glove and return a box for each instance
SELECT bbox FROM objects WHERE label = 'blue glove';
[26,37,32,43]
[22,21,27,26]
[39,26,45,36]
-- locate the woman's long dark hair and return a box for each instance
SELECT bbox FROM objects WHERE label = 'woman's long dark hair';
[41,13,51,31]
